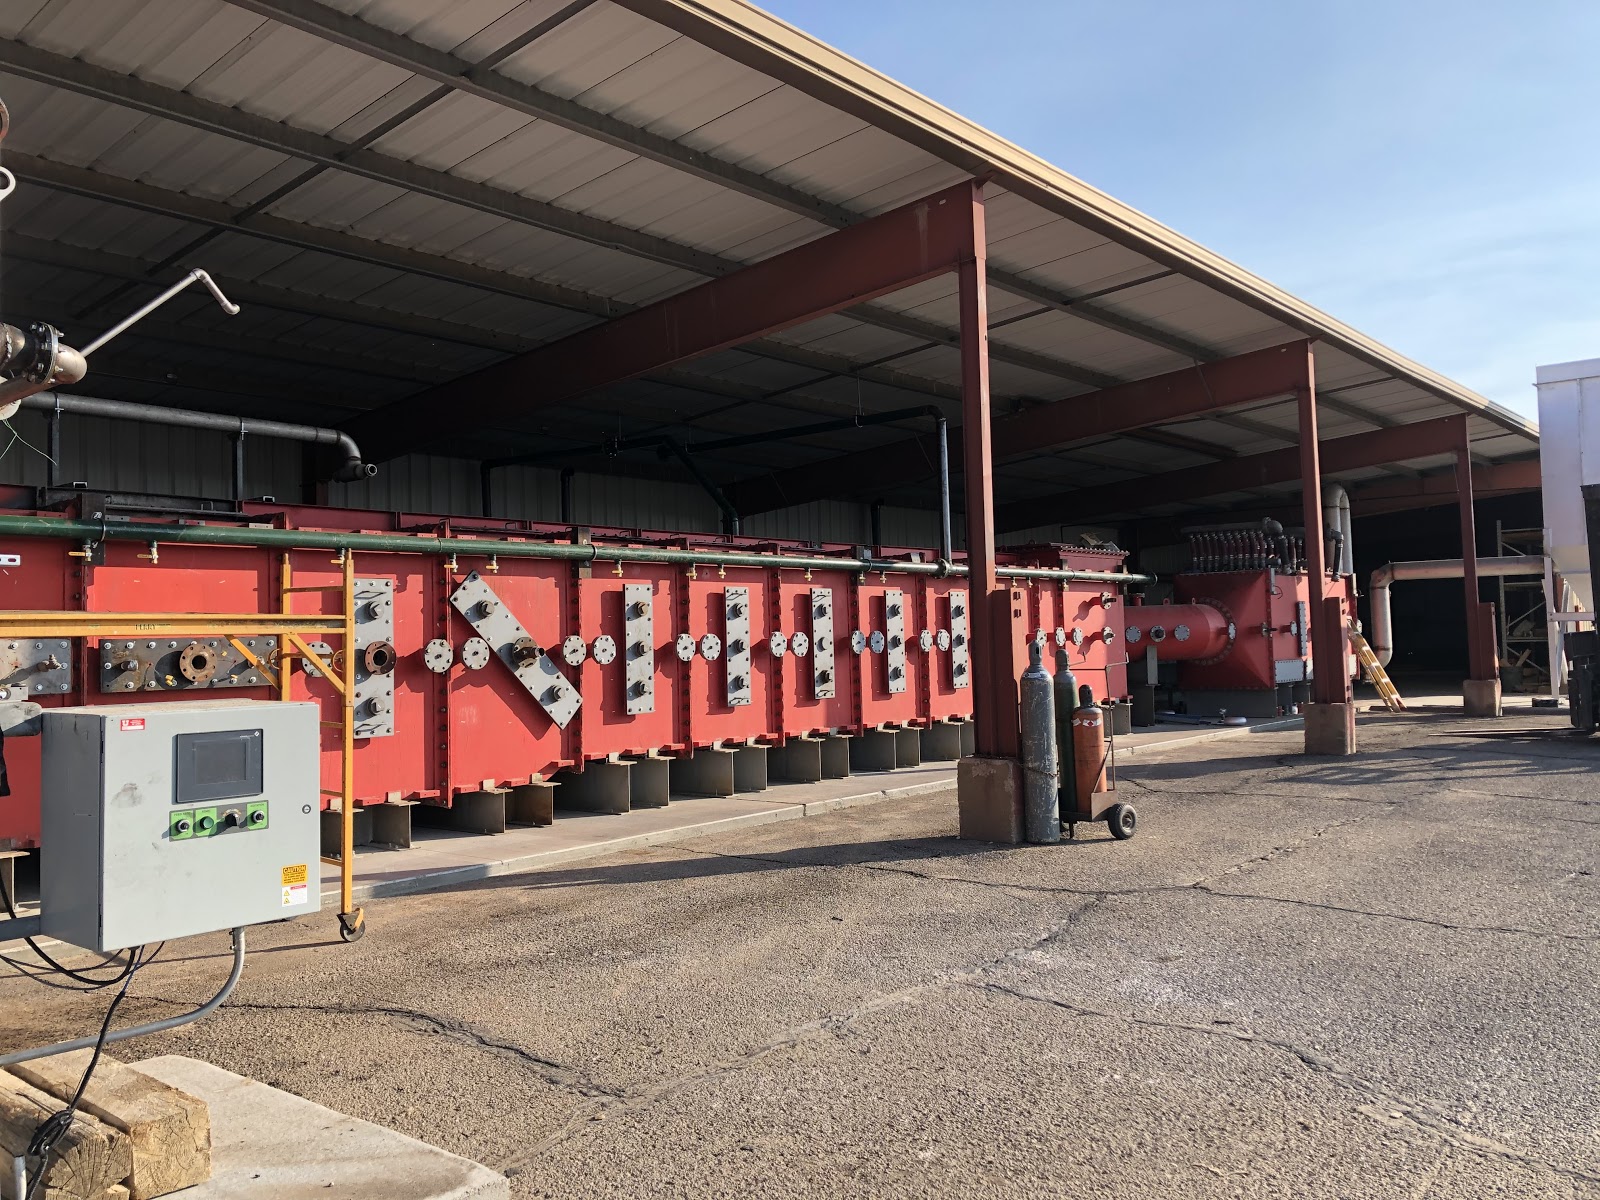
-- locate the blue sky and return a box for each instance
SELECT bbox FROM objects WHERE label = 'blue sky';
[761,0,1600,422]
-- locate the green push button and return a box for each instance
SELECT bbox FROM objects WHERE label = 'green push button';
[169,811,194,841]
[246,802,268,830]
[194,809,218,836]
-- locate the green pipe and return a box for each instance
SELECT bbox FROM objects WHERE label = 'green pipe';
[0,514,1152,586]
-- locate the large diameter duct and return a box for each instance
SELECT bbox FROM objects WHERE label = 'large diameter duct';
[1369,556,1546,666]
[1322,482,1353,577]
[1124,602,1234,662]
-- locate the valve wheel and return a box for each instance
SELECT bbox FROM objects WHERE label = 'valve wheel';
[461,637,491,670]
[592,635,617,665]
[790,630,810,657]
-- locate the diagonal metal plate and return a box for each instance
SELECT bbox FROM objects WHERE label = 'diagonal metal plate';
[450,572,581,729]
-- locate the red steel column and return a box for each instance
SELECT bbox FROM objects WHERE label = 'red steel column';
[957,185,1018,759]
[1456,425,1489,680]
[1296,345,1347,707]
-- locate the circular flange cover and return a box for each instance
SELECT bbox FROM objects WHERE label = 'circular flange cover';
[1070,627,1085,647]
[1174,624,1192,642]
[936,629,951,651]
[1054,627,1068,647]
[1102,626,1117,643]
[1033,628,1047,646]
[592,634,617,665]
[562,634,588,666]
[850,630,867,655]
[768,631,788,657]
[675,633,697,662]
[461,637,491,670]
[918,629,934,652]
[790,630,810,657]
[422,640,453,674]
[1125,625,1143,644]
[868,630,886,654]
[699,633,722,661]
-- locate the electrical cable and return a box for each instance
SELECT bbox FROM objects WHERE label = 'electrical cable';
[1,870,137,988]
[23,943,146,1200]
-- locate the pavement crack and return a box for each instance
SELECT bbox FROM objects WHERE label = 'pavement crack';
[971,982,1600,1187]
[1191,886,1600,943]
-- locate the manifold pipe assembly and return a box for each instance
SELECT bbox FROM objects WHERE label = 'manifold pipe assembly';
[0,512,1154,585]
[25,391,375,488]
[1369,556,1547,666]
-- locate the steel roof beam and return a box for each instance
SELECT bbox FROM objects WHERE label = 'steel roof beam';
[225,0,1215,364]
[995,414,1471,531]
[725,341,1312,515]
[8,157,1016,415]
[347,180,990,459]
[4,42,1111,391]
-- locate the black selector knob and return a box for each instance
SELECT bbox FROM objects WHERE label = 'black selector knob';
[248,809,267,827]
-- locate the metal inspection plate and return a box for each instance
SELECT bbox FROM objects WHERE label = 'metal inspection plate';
[450,572,581,730]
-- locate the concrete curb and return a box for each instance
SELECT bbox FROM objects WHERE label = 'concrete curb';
[342,776,960,904]
[1118,716,1303,755]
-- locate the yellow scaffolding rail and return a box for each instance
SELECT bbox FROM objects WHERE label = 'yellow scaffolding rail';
[0,549,366,944]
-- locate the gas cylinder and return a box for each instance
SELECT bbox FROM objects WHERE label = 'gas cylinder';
[1072,683,1107,803]
[1052,649,1078,818]
[1019,639,1061,845]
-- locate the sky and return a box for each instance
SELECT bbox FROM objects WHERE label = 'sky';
[761,0,1600,422]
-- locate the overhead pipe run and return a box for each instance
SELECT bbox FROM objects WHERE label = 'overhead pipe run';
[0,512,1150,586]
[26,391,376,491]
[1369,556,1545,666]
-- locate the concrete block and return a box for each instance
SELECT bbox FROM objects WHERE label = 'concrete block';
[769,738,823,783]
[320,806,373,857]
[957,756,1023,844]
[1464,677,1503,718]
[958,720,976,757]
[894,728,923,768]
[821,735,852,779]
[733,746,768,792]
[556,762,631,815]
[670,748,736,797]
[369,802,413,850]
[850,730,899,772]
[1304,701,1357,755]
[129,1056,507,1199]
[416,791,508,835]
[627,757,672,807]
[920,721,964,761]
[506,782,555,827]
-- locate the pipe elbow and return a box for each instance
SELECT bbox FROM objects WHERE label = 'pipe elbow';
[332,457,377,483]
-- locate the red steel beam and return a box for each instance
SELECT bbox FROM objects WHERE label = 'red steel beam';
[1346,460,1539,514]
[727,341,1313,516]
[349,180,988,462]
[995,413,1472,531]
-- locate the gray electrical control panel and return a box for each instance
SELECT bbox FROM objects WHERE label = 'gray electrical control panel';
[41,700,321,952]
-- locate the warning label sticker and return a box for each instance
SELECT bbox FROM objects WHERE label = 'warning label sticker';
[120,718,146,731]
[281,864,309,908]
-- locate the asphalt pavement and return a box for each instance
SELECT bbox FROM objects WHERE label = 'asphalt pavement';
[4,711,1596,1198]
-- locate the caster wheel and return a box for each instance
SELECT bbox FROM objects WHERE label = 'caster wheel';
[338,911,366,943]
[1105,803,1136,840]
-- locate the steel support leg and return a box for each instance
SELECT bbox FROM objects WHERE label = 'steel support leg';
[1458,429,1501,715]
[1298,348,1355,754]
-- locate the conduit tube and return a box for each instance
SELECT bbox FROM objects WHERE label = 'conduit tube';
[25,391,375,483]
[0,513,1153,585]
[1370,556,1545,666]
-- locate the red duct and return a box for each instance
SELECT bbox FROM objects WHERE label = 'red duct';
[1124,603,1232,662]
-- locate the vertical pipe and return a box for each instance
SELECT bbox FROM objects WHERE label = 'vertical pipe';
[340,550,357,927]
[480,462,494,519]
[936,415,954,564]
[870,501,883,552]
[231,431,247,503]
[46,401,62,488]
[957,182,1016,758]
[558,466,575,524]
[1296,345,1344,706]
[1456,425,1486,680]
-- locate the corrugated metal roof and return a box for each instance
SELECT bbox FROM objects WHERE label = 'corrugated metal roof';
[0,0,1539,535]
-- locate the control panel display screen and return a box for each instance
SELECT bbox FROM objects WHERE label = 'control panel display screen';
[174,728,264,804]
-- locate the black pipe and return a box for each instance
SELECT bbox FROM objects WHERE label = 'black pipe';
[936,416,953,565]
[231,432,247,503]
[24,391,374,483]
[479,460,493,519]
[559,467,574,524]
[46,400,61,489]
[870,500,883,551]
[658,437,740,535]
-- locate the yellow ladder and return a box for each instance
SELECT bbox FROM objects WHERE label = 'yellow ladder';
[1348,621,1406,712]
